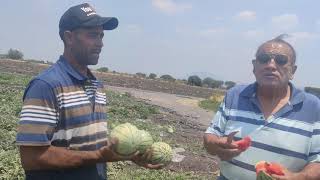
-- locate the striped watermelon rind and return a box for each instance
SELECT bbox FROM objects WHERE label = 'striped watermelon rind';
[256,170,274,180]
[110,123,140,155]
[150,142,173,165]
[136,130,154,154]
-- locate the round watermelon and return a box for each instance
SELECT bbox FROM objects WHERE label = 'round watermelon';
[149,142,173,165]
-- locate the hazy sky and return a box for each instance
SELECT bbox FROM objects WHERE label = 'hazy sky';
[1,0,319,87]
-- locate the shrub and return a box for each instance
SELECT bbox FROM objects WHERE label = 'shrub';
[187,75,202,86]
[211,80,224,89]
[135,72,146,78]
[160,75,175,82]
[202,77,215,87]
[148,73,157,79]
[7,48,23,60]
[97,67,109,73]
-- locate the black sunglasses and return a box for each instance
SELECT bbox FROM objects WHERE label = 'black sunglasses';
[256,53,289,66]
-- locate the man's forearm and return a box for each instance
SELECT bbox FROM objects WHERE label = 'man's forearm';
[203,133,220,155]
[299,163,320,180]
[20,146,102,170]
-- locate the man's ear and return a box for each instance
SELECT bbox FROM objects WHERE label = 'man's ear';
[290,65,297,80]
[252,59,256,73]
[63,31,73,46]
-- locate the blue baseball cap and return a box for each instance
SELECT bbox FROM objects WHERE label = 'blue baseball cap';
[59,3,118,39]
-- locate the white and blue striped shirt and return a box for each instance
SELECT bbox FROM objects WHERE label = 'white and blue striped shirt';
[205,83,320,180]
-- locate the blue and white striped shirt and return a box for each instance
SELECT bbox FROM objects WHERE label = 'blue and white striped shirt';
[206,83,320,180]
[16,56,108,180]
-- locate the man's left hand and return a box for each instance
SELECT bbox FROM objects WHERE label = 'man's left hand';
[131,150,164,169]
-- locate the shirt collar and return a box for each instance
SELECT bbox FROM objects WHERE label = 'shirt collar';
[240,82,305,105]
[57,55,96,81]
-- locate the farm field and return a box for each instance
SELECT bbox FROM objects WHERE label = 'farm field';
[0,71,220,180]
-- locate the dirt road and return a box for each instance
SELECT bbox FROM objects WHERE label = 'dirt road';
[107,85,214,128]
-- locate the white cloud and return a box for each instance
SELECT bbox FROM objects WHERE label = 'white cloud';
[152,0,192,15]
[271,14,299,30]
[243,30,264,38]
[126,24,142,33]
[199,27,226,37]
[234,11,256,21]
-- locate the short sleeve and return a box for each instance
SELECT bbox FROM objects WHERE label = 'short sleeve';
[308,101,320,163]
[16,79,58,146]
[205,98,228,137]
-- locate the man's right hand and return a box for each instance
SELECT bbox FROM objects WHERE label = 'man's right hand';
[204,132,242,161]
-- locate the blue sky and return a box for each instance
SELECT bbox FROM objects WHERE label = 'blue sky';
[1,0,319,87]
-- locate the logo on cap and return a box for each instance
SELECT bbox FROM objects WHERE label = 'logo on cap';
[80,6,97,16]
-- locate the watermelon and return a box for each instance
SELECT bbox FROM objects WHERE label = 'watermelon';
[235,136,252,151]
[149,142,173,165]
[255,161,284,180]
[136,130,154,154]
[110,123,140,155]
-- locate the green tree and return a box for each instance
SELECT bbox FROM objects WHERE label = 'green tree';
[7,48,23,60]
[96,67,109,72]
[136,72,146,78]
[160,74,175,82]
[225,81,236,89]
[148,73,157,79]
[187,75,202,86]
[211,80,224,89]
[202,77,215,87]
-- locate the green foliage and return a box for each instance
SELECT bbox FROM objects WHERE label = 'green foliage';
[210,80,224,89]
[225,81,236,89]
[305,87,320,98]
[107,91,158,120]
[148,73,157,79]
[0,73,213,180]
[7,48,24,60]
[199,99,220,112]
[187,75,202,87]
[108,164,211,180]
[160,75,175,82]
[136,72,147,78]
[0,72,32,86]
[0,74,28,179]
[202,77,214,87]
[0,149,24,180]
[97,67,109,72]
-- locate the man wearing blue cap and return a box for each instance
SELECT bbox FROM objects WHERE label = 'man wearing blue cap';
[16,3,161,180]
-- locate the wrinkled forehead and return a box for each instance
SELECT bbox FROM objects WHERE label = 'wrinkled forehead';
[257,42,293,58]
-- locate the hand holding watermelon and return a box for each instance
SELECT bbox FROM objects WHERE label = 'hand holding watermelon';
[96,137,139,162]
[256,161,285,180]
[234,136,252,151]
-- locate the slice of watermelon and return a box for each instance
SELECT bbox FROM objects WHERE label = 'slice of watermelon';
[255,161,285,179]
[234,136,252,151]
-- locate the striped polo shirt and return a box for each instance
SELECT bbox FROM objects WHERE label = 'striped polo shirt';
[16,56,108,179]
[206,83,320,180]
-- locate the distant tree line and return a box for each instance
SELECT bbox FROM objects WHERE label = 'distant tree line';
[0,48,24,60]
[187,75,236,89]
[305,87,320,98]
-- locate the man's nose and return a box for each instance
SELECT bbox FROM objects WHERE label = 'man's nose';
[96,38,103,47]
[265,58,277,68]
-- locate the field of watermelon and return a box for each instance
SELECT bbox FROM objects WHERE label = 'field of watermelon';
[0,72,219,180]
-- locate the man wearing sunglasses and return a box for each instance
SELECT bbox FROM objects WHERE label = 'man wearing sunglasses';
[204,35,320,180]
